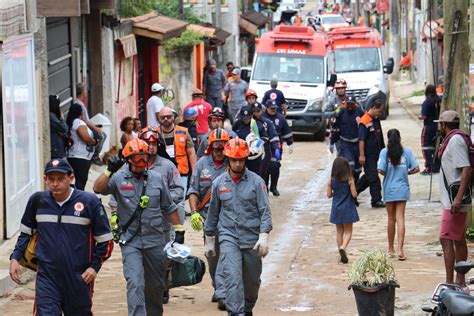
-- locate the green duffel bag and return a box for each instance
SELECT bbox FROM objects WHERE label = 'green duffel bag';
[168,255,206,289]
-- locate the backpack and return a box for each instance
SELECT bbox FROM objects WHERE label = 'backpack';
[18,191,43,271]
[440,130,474,185]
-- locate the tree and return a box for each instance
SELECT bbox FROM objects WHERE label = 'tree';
[153,0,204,24]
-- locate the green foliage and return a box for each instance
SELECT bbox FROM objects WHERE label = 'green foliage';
[152,0,205,24]
[466,227,474,242]
[116,0,154,18]
[348,249,396,287]
[162,30,204,51]
[410,89,425,97]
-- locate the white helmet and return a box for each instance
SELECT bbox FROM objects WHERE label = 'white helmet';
[151,83,164,92]
[245,132,265,160]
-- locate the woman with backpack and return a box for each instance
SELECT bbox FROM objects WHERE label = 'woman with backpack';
[66,102,98,190]
[377,129,419,260]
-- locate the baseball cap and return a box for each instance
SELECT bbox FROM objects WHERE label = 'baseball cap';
[434,110,460,123]
[209,59,217,66]
[266,100,279,109]
[251,102,263,111]
[191,88,203,96]
[232,68,241,75]
[183,107,198,120]
[44,159,74,175]
[151,83,164,92]
[240,105,253,119]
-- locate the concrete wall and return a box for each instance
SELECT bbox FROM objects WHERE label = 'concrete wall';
[159,46,195,112]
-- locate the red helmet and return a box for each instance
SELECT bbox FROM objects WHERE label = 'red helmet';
[138,126,161,143]
[334,79,347,89]
[245,89,258,99]
[208,107,225,121]
[223,137,250,158]
[122,139,150,167]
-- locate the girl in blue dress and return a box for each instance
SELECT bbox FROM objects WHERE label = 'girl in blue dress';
[327,157,359,264]
[377,129,419,261]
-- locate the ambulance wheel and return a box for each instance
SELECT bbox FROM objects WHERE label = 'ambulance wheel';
[381,96,390,120]
[314,122,327,142]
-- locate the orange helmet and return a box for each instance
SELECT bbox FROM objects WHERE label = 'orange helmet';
[223,137,250,159]
[207,128,230,154]
[122,139,150,167]
[334,79,347,89]
[245,89,258,99]
[138,126,161,143]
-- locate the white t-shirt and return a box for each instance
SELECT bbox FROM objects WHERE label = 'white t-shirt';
[67,119,94,160]
[439,134,471,210]
[146,95,164,128]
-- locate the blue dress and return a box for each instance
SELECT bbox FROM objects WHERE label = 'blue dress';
[330,177,360,224]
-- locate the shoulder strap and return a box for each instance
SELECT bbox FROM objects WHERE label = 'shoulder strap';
[32,191,43,215]
[120,173,149,234]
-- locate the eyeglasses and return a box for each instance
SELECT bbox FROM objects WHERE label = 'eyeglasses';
[159,115,174,121]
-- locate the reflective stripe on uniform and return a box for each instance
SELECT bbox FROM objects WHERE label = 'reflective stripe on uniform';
[20,224,36,235]
[348,161,355,166]
[270,136,280,143]
[282,133,293,139]
[62,216,91,226]
[422,146,435,150]
[341,136,358,143]
[36,214,58,223]
[94,232,113,243]
[270,158,278,162]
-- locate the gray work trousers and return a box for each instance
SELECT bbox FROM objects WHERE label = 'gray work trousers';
[121,244,165,316]
[220,240,262,315]
[205,235,226,299]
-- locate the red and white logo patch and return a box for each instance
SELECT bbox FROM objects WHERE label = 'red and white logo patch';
[270,92,277,100]
[74,202,84,216]
[52,160,60,166]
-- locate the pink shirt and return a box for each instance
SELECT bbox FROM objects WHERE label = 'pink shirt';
[184,100,213,134]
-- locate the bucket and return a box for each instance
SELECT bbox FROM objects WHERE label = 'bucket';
[349,282,399,316]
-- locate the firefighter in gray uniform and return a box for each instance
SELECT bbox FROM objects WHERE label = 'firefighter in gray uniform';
[93,138,184,316]
[188,128,230,310]
[204,137,272,316]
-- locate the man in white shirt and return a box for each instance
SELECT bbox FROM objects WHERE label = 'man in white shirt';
[147,83,165,128]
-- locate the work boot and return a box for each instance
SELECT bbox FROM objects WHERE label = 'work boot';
[211,293,217,303]
[163,290,169,304]
[270,187,280,197]
[217,299,226,311]
[371,200,385,208]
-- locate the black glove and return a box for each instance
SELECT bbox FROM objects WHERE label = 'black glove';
[107,155,125,174]
[174,231,185,244]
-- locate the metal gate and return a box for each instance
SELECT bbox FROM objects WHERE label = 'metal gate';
[47,17,73,111]
[2,34,40,238]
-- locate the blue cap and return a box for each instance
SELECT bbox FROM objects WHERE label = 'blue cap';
[240,105,253,119]
[44,158,74,175]
[251,102,263,111]
[345,93,357,104]
[266,100,279,109]
[183,107,198,120]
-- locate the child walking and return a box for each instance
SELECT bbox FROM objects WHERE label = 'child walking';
[327,157,359,264]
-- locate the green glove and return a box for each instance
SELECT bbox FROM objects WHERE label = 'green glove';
[191,211,204,232]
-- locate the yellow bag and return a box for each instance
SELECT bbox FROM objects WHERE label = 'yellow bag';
[18,191,42,272]
[18,233,38,271]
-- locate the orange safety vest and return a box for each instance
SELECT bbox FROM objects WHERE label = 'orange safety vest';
[159,125,190,175]
[359,112,373,128]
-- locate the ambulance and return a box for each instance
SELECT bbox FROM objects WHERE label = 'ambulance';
[249,25,336,141]
[326,26,394,119]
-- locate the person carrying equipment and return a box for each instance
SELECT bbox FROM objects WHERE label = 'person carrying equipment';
[93,139,184,315]
[10,158,113,315]
[204,137,273,316]
[187,128,230,310]
[263,100,294,196]
[329,93,364,181]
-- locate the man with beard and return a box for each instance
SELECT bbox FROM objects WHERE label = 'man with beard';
[187,128,230,310]
[204,137,272,316]
[329,93,364,181]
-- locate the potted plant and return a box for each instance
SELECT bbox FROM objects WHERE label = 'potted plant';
[348,248,399,316]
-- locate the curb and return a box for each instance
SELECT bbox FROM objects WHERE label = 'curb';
[389,82,423,126]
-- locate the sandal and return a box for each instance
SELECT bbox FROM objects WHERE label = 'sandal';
[398,255,407,261]
[339,248,349,264]
[387,252,395,258]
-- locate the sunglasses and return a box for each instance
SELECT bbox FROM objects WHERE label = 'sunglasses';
[159,115,174,121]
[210,141,226,150]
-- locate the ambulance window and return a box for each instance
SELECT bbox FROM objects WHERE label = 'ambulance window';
[334,48,380,73]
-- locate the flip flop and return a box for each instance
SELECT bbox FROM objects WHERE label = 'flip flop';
[387,252,395,258]
[339,249,349,264]
[398,255,407,261]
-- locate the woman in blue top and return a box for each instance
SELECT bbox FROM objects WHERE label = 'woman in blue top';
[377,129,419,260]
[327,157,359,264]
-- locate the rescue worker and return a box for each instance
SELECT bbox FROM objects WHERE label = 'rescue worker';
[356,100,386,208]
[158,106,197,222]
[262,100,294,196]
[233,105,268,176]
[203,59,227,109]
[138,126,185,303]
[10,158,113,315]
[93,139,184,316]
[223,68,249,123]
[261,79,288,115]
[178,107,200,153]
[197,107,227,159]
[204,137,273,316]
[188,128,230,310]
[327,79,348,112]
[329,93,364,181]
[245,90,280,184]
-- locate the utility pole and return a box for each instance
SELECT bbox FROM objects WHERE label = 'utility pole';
[389,0,400,79]
[441,0,469,127]
[215,0,223,64]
